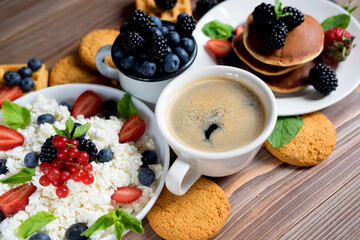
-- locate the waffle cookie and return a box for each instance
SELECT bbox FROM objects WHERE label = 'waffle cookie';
[136,0,192,22]
[0,63,48,92]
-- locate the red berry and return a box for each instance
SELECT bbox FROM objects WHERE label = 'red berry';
[77,151,89,163]
[83,163,93,171]
[39,162,52,174]
[206,39,232,57]
[65,156,76,163]
[72,171,82,182]
[69,165,80,173]
[52,179,64,187]
[52,136,68,148]
[47,168,61,181]
[69,147,80,158]
[51,159,63,169]
[68,139,79,147]
[60,170,71,181]
[56,185,69,198]
[39,175,51,186]
[82,172,94,185]
[57,148,69,161]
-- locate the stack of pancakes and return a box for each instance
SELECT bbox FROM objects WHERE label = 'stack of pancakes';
[232,14,324,93]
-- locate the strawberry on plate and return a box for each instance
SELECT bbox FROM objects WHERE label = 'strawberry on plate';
[206,39,232,57]
[118,115,145,143]
[0,85,23,107]
[0,183,36,215]
[111,186,142,203]
[235,25,245,36]
[0,125,24,151]
[71,90,102,118]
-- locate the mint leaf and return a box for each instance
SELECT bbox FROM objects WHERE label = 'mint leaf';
[115,209,144,234]
[65,118,74,139]
[117,94,138,120]
[267,116,303,149]
[0,168,35,184]
[341,0,358,14]
[53,125,66,137]
[321,14,351,31]
[18,211,56,239]
[274,0,290,18]
[114,220,125,240]
[201,20,234,40]
[1,99,31,130]
[73,122,91,139]
[81,212,114,237]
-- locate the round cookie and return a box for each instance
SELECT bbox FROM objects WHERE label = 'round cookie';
[147,177,230,240]
[264,112,336,166]
[79,29,119,70]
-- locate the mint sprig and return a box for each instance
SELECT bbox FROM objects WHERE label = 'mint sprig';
[81,208,144,239]
[201,20,234,40]
[274,0,290,18]
[0,168,35,184]
[53,117,90,139]
[341,0,358,14]
[267,116,303,149]
[18,211,56,239]
[117,94,138,120]
[321,14,351,31]
[1,99,31,130]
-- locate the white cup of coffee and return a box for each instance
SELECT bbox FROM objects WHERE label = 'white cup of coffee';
[155,65,277,195]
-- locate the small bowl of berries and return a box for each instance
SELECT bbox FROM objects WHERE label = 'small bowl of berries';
[95,10,197,104]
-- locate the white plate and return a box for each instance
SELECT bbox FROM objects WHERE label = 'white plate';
[9,83,169,240]
[193,0,360,116]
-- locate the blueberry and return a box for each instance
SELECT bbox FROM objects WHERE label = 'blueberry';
[160,26,169,36]
[24,152,39,168]
[0,210,4,223]
[28,58,42,71]
[101,99,117,119]
[167,31,180,46]
[174,47,189,64]
[66,223,88,240]
[141,150,157,167]
[140,61,157,77]
[121,55,135,70]
[97,149,112,163]
[163,53,180,73]
[167,46,172,53]
[180,38,195,53]
[0,159,7,175]
[3,71,21,86]
[152,16,162,27]
[37,114,55,125]
[59,101,71,112]
[71,123,86,139]
[177,12,189,22]
[149,27,163,36]
[29,233,51,240]
[120,22,129,33]
[18,66,33,79]
[134,60,142,74]
[113,46,125,60]
[138,168,155,186]
[167,24,176,31]
[19,77,35,92]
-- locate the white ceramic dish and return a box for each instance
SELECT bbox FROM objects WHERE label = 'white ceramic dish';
[193,0,360,116]
[8,83,170,240]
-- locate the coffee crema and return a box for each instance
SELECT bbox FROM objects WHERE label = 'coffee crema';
[168,76,265,152]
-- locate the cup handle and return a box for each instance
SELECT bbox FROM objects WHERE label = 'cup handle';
[165,157,201,196]
[95,44,118,79]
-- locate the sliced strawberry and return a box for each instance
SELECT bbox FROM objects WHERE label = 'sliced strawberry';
[235,25,245,36]
[206,39,232,57]
[71,90,102,118]
[0,125,24,151]
[0,183,36,215]
[118,115,145,143]
[0,85,23,107]
[111,186,142,203]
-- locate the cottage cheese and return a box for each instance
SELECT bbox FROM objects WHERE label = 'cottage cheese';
[0,95,162,240]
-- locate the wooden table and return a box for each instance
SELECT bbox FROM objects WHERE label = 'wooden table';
[1,0,359,239]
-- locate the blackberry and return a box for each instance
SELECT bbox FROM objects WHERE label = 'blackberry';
[119,31,144,55]
[252,3,277,28]
[176,15,196,37]
[39,136,57,163]
[196,0,219,17]
[78,138,98,162]
[261,21,288,50]
[128,10,155,33]
[308,63,338,96]
[155,0,177,10]
[282,6,304,30]
[147,33,169,61]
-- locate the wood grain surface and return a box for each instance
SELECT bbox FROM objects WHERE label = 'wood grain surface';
[0,0,359,239]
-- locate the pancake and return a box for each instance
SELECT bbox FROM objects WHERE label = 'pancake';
[232,33,303,76]
[243,14,324,67]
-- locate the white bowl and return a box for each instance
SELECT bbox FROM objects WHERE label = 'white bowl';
[11,83,169,239]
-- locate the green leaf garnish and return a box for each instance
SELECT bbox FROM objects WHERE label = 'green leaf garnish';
[201,20,234,40]
[321,14,351,31]
[18,211,56,239]
[341,0,358,14]
[1,99,31,130]
[274,0,290,18]
[0,168,35,184]
[267,116,303,149]
[73,123,91,139]
[81,208,144,240]
[65,118,74,138]
[117,94,138,120]
[53,117,90,139]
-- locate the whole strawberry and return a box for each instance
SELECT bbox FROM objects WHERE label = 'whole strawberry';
[322,27,356,64]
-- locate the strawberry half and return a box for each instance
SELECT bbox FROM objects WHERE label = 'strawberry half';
[111,186,142,203]
[0,125,24,151]
[206,39,232,57]
[0,183,36,215]
[0,85,23,107]
[235,25,245,36]
[118,115,145,143]
[71,90,102,118]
